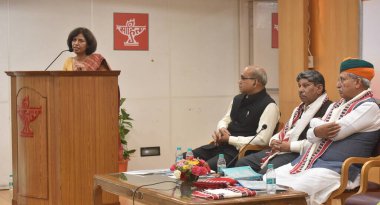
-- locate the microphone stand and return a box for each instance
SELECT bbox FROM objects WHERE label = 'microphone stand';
[226,125,267,167]
[44,49,70,71]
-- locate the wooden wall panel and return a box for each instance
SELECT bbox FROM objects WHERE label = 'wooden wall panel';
[278,0,308,122]
[278,0,359,119]
[279,0,379,187]
[310,0,360,101]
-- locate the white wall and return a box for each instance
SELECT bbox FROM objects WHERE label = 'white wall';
[252,1,278,90]
[0,0,12,189]
[1,0,376,192]
[362,0,380,98]
[109,0,241,170]
[0,0,283,187]
[0,0,242,184]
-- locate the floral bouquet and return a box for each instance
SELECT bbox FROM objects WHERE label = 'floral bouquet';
[170,157,211,182]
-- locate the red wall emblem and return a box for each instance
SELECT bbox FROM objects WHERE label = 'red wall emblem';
[17,96,42,137]
[272,13,278,48]
[114,13,149,50]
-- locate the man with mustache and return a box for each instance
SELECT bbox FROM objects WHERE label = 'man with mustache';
[273,58,380,205]
[235,70,332,174]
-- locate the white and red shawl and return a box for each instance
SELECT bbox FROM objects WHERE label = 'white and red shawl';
[289,90,373,174]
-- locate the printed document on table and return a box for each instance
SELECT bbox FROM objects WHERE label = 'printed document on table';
[125,169,171,175]
[238,180,288,191]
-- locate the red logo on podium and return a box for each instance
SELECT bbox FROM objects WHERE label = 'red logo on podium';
[17,96,42,137]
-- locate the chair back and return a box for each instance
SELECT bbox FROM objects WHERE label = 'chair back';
[373,130,380,157]
[374,99,380,156]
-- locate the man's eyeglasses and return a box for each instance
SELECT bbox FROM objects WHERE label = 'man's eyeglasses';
[240,76,256,80]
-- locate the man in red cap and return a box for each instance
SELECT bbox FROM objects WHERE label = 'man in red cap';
[272,58,380,205]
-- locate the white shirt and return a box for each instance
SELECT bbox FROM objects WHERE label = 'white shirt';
[216,101,280,149]
[307,101,380,143]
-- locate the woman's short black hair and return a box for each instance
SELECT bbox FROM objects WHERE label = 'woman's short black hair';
[67,27,97,55]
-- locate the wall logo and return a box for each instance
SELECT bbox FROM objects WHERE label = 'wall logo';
[272,13,278,48]
[114,13,149,50]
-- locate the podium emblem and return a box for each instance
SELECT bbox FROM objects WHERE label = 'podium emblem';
[17,96,42,137]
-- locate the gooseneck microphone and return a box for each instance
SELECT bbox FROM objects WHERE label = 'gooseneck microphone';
[44,49,72,71]
[226,124,268,167]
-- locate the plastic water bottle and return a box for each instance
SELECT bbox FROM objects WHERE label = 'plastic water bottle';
[175,146,183,162]
[9,174,13,197]
[185,148,194,160]
[217,154,227,175]
[266,164,276,194]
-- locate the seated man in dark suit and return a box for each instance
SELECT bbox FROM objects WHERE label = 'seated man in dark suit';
[273,58,380,205]
[235,70,332,174]
[192,65,280,171]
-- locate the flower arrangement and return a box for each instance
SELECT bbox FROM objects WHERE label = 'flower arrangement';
[170,157,211,182]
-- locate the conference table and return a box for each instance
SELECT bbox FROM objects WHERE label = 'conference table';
[93,172,307,205]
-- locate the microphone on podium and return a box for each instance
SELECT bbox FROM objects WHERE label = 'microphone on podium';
[226,124,267,167]
[44,49,73,71]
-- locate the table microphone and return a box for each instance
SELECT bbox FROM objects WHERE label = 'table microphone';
[44,49,72,71]
[226,124,267,167]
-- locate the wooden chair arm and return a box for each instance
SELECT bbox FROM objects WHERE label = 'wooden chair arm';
[357,157,380,194]
[238,144,269,159]
[329,156,379,199]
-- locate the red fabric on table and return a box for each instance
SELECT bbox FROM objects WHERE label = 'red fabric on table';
[193,177,237,189]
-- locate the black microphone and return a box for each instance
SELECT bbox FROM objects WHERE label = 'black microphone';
[226,124,268,167]
[44,49,72,71]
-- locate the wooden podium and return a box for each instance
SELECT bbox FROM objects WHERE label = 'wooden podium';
[6,71,120,205]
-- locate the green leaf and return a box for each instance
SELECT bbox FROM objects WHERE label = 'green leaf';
[126,116,133,120]
[129,149,136,154]
[121,111,128,119]
[119,97,134,159]
[120,98,126,106]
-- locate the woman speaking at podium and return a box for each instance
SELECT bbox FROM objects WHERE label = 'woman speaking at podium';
[63,27,111,71]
